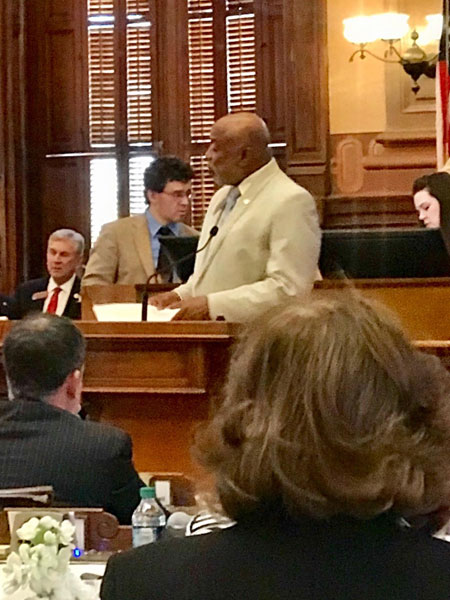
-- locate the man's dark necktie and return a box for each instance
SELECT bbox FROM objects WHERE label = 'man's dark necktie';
[156,226,174,282]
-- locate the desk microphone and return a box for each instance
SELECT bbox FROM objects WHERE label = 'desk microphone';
[141,225,219,321]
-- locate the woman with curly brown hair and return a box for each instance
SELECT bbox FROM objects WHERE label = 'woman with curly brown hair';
[102,296,450,600]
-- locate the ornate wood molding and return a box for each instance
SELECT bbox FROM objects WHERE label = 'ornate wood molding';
[283,0,329,197]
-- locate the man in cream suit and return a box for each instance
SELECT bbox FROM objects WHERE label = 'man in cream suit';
[151,112,321,322]
[82,156,197,286]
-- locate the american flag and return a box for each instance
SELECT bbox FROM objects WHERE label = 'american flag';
[437,0,450,169]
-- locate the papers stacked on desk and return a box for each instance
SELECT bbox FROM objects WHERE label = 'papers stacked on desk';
[93,303,179,322]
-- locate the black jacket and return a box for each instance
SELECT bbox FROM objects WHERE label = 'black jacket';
[0,399,143,524]
[101,512,450,599]
[5,276,82,320]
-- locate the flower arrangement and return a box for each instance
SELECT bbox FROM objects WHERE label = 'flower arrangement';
[3,515,95,600]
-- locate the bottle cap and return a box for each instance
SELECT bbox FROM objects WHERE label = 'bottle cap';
[139,486,156,499]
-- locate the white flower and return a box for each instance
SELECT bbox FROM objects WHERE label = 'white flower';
[16,517,40,541]
[3,515,85,600]
[18,543,31,563]
[39,516,60,531]
[59,520,75,546]
[43,530,57,545]
[2,551,28,594]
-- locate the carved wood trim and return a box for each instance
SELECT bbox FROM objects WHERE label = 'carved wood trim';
[283,0,329,196]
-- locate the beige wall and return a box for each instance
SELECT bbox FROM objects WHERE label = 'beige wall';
[328,0,441,135]
[328,0,387,134]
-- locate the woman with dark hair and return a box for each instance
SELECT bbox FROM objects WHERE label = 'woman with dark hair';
[101,296,450,600]
[413,172,450,252]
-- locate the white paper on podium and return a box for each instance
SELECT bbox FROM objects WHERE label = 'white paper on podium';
[93,303,179,322]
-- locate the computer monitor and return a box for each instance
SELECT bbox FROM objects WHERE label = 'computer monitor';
[319,228,450,279]
[158,235,199,282]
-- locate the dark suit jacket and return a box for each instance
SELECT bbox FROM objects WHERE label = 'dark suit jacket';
[101,512,450,600]
[6,276,82,320]
[0,399,143,524]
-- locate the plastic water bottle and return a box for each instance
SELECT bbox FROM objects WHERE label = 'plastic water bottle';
[132,486,166,548]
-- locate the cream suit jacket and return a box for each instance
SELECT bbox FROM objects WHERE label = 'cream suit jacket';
[82,213,197,286]
[176,158,321,322]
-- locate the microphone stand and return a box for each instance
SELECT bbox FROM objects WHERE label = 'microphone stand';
[140,225,219,321]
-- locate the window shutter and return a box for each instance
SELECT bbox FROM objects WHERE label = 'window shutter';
[190,155,216,229]
[226,0,253,8]
[126,1,152,144]
[226,12,256,113]
[188,0,216,228]
[129,155,153,216]
[88,0,115,146]
[188,0,214,143]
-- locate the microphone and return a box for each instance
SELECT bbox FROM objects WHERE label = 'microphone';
[141,225,219,321]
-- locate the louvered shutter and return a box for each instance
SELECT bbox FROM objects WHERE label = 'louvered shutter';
[129,155,154,216]
[126,0,152,144]
[187,0,256,228]
[226,12,256,113]
[190,156,215,229]
[88,0,115,146]
[188,0,216,228]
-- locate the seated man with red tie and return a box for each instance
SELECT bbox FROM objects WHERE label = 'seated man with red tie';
[7,229,84,320]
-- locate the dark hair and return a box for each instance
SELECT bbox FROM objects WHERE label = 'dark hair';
[412,172,450,245]
[143,156,194,202]
[194,296,450,523]
[3,313,86,400]
[413,172,450,204]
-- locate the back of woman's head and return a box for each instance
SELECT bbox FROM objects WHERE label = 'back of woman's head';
[194,296,450,522]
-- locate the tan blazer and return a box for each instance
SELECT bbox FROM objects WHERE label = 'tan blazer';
[176,159,321,321]
[82,214,198,286]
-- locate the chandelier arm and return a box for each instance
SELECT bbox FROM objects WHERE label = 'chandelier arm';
[386,44,404,61]
[358,48,402,64]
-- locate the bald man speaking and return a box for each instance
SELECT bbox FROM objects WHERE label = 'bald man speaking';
[151,112,321,321]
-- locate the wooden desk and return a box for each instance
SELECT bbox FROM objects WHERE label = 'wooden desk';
[313,278,450,340]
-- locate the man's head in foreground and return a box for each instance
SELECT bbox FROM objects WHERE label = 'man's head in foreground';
[3,313,86,414]
[46,229,85,286]
[144,156,194,225]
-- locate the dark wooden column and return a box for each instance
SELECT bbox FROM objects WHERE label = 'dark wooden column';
[152,0,190,160]
[283,0,330,197]
[0,0,27,292]
[25,0,90,276]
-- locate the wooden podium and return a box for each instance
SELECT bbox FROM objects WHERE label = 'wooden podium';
[78,320,239,475]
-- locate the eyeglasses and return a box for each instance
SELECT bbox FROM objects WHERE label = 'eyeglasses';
[161,190,192,200]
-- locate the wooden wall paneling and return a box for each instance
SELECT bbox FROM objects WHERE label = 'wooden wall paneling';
[283,0,329,197]
[321,194,419,229]
[41,158,91,250]
[25,0,90,276]
[152,0,190,159]
[255,0,285,143]
[0,0,26,293]
[45,0,87,154]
